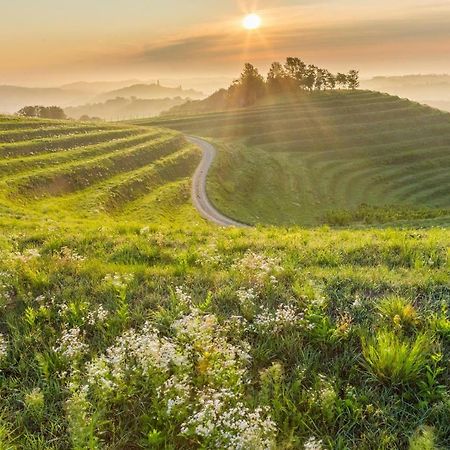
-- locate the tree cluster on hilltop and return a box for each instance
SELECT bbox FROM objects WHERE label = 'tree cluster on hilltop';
[16,105,67,120]
[165,58,359,115]
[230,58,359,107]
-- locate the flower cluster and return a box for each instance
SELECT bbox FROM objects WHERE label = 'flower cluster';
[104,273,134,291]
[181,388,276,450]
[252,303,306,333]
[196,243,223,267]
[237,287,257,307]
[54,327,89,359]
[54,246,86,262]
[174,286,192,307]
[87,305,109,326]
[0,333,7,361]
[67,306,273,448]
[12,248,40,263]
[234,251,282,286]
[304,436,324,450]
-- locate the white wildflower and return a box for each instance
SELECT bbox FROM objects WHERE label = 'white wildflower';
[196,244,223,267]
[140,226,150,235]
[304,436,324,450]
[13,248,40,262]
[104,273,133,291]
[237,287,257,306]
[87,305,109,325]
[55,246,85,262]
[181,388,276,450]
[54,327,88,359]
[157,375,192,416]
[175,286,192,306]
[252,303,304,333]
[352,295,362,309]
[234,251,282,286]
[0,334,7,360]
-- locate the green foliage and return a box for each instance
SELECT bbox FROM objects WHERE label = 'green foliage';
[362,330,434,385]
[409,426,439,450]
[377,296,418,330]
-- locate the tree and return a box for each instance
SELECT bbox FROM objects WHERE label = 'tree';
[304,65,317,91]
[16,105,66,119]
[40,106,67,120]
[324,70,336,90]
[314,68,327,91]
[267,62,288,94]
[229,63,265,107]
[284,57,307,89]
[347,70,360,89]
[336,73,348,89]
[17,106,40,117]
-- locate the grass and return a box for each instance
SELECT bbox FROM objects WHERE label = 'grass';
[132,90,450,227]
[0,113,449,449]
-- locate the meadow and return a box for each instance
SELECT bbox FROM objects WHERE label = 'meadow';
[0,112,449,450]
[136,90,450,227]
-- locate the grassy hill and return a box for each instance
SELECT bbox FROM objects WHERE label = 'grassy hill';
[0,113,449,449]
[133,90,450,227]
[0,115,201,225]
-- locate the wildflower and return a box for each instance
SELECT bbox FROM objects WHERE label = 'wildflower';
[157,375,192,416]
[174,286,192,307]
[0,334,7,360]
[237,287,257,305]
[304,436,324,450]
[196,244,223,267]
[54,327,88,359]
[234,251,282,286]
[12,248,40,262]
[104,273,134,291]
[252,303,304,333]
[181,388,276,450]
[352,296,362,309]
[55,246,86,262]
[87,305,109,325]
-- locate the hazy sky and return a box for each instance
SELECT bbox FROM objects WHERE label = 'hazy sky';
[1,0,450,86]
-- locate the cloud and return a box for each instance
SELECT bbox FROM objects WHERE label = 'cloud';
[124,9,450,73]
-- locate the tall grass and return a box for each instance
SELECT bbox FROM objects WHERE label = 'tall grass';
[362,330,433,385]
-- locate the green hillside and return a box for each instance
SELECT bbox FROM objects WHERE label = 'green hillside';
[0,114,449,449]
[133,90,450,227]
[0,115,201,224]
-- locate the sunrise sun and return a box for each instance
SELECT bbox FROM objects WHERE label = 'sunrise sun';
[243,13,261,30]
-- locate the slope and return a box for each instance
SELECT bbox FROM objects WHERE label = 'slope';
[132,90,450,227]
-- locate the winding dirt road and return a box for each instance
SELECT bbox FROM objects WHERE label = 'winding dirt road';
[187,136,248,228]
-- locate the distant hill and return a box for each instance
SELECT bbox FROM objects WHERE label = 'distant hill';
[65,96,189,121]
[361,75,450,110]
[0,81,205,115]
[96,83,204,102]
[0,85,91,114]
[60,80,140,94]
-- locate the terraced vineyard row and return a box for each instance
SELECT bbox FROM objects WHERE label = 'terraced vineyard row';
[135,90,450,226]
[0,116,201,221]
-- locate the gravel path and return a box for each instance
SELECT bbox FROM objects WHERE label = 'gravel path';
[187,136,248,227]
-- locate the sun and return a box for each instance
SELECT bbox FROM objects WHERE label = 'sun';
[243,13,261,30]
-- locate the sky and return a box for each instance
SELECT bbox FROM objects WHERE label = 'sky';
[1,0,450,87]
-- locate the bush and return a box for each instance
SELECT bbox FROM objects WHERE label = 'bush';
[362,330,433,385]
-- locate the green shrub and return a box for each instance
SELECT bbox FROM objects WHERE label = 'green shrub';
[377,296,419,330]
[362,330,433,385]
[409,426,439,450]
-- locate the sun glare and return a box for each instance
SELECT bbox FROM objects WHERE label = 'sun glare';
[243,13,261,30]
